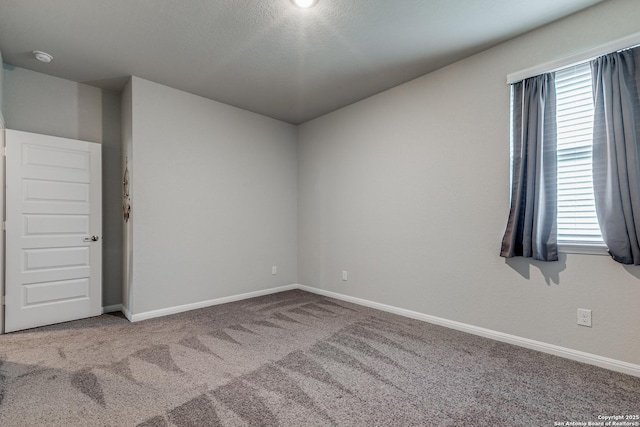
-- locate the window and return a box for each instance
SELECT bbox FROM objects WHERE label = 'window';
[507,62,607,254]
[505,39,640,262]
[554,63,605,250]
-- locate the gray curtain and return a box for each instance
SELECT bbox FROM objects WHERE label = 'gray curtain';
[591,47,640,265]
[501,73,558,261]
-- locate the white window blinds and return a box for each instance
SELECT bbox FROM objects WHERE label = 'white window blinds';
[555,63,604,246]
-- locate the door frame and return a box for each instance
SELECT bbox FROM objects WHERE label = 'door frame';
[1,129,5,333]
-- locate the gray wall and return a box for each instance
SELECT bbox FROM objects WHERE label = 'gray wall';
[297,0,640,366]
[2,65,123,307]
[121,79,133,314]
[127,77,298,315]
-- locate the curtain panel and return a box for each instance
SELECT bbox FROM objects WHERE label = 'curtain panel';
[591,47,640,265]
[501,74,558,262]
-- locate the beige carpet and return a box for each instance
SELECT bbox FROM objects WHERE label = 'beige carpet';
[0,289,638,426]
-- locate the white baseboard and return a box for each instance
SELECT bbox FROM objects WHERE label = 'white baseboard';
[101,283,640,377]
[129,284,298,322]
[121,304,133,322]
[102,304,123,314]
[297,285,640,378]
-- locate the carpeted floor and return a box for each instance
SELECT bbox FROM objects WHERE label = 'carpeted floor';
[0,290,638,426]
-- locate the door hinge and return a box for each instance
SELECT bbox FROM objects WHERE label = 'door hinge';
[1,221,5,231]
[1,147,5,157]
[1,295,5,306]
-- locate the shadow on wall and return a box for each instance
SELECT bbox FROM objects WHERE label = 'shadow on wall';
[74,83,123,307]
[505,253,567,285]
[98,88,123,308]
[507,251,640,285]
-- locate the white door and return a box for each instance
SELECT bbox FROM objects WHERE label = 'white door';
[4,130,102,332]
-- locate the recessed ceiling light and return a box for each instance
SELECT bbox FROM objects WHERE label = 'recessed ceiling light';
[33,50,53,63]
[291,0,318,8]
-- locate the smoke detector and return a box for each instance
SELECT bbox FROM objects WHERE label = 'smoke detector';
[33,50,53,63]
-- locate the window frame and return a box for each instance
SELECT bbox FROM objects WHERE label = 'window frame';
[558,243,608,256]
[508,66,609,256]
[506,33,640,256]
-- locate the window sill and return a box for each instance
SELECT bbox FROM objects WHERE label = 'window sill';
[558,243,609,256]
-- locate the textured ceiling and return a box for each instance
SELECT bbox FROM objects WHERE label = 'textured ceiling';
[0,0,602,124]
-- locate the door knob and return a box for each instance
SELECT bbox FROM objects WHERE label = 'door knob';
[83,235,100,242]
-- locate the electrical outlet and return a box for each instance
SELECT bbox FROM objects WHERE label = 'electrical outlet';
[272,266,277,275]
[577,308,592,327]
[342,270,348,281]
